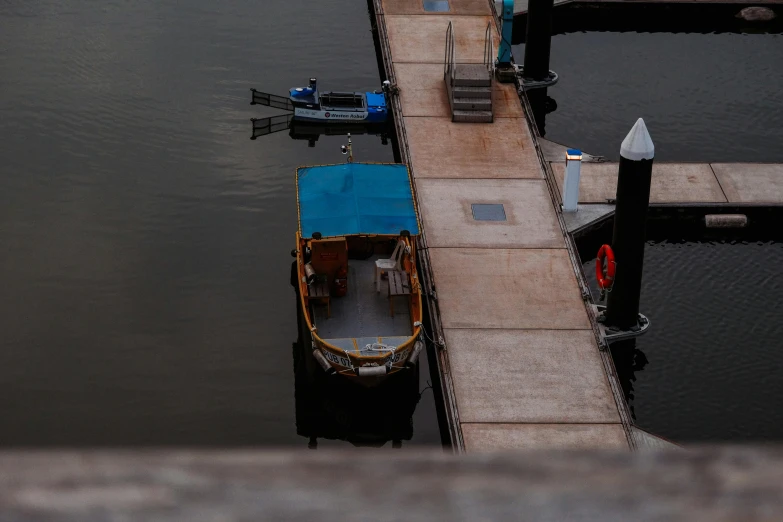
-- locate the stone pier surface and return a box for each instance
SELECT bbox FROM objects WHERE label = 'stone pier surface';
[377,0,629,451]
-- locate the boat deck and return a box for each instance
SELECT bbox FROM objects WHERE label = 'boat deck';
[312,257,413,349]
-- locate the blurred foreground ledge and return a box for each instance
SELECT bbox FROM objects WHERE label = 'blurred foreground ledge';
[2,447,783,521]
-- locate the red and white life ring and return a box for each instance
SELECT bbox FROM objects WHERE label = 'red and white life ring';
[595,244,616,290]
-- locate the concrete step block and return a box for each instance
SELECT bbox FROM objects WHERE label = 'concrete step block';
[453,77,492,87]
[453,64,491,87]
[452,85,492,99]
[452,110,494,123]
[452,97,493,111]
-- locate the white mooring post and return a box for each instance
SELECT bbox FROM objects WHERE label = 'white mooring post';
[562,149,582,212]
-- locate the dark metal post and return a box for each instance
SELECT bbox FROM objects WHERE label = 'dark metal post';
[605,118,654,330]
[523,0,555,81]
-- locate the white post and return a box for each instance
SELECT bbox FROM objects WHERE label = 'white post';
[563,149,582,212]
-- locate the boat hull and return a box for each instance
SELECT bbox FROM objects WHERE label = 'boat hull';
[293,326,420,446]
[295,236,423,386]
[293,107,387,123]
[293,267,421,387]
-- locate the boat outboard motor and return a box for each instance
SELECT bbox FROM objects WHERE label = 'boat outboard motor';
[304,263,317,285]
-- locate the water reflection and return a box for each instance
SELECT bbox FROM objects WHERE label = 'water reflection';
[291,267,424,449]
[292,336,423,449]
[578,210,783,442]
[251,116,391,149]
[610,339,649,422]
[526,88,557,138]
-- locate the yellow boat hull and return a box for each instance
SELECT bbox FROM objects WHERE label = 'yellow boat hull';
[295,232,424,383]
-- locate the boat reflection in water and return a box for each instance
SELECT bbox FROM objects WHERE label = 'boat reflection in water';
[292,279,422,449]
[251,115,390,148]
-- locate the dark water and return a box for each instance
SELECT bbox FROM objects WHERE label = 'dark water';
[518,29,783,443]
[0,0,441,447]
[515,32,783,162]
[581,220,783,443]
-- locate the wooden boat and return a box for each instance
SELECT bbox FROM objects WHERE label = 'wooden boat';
[293,162,424,384]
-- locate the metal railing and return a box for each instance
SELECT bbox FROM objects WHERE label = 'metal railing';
[484,22,494,77]
[250,114,292,140]
[249,88,294,111]
[444,21,455,85]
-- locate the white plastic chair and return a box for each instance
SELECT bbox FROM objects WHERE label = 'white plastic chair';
[375,240,407,292]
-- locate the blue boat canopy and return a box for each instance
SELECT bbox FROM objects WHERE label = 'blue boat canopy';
[297,163,420,238]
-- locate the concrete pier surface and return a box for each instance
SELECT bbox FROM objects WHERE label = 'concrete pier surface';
[375,0,631,451]
[551,162,783,204]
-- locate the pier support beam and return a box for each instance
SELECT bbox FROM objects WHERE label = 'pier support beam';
[605,118,654,331]
[522,0,555,81]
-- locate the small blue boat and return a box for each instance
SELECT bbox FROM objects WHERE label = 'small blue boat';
[289,78,388,123]
[251,78,389,124]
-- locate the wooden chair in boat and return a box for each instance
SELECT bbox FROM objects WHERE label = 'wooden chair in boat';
[387,270,411,317]
[307,237,346,318]
[308,279,331,318]
[375,240,407,292]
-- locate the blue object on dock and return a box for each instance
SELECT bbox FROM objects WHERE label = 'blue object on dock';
[567,148,582,156]
[497,0,514,66]
[423,1,450,12]
[297,163,420,238]
[471,203,507,221]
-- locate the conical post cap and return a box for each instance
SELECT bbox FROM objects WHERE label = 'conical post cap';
[620,118,655,161]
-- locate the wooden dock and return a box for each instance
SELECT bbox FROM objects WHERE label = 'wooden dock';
[539,141,783,205]
[511,0,783,40]
[513,0,783,15]
[552,162,783,204]
[373,0,634,451]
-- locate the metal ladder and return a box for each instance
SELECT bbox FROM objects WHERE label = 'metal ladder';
[444,22,494,123]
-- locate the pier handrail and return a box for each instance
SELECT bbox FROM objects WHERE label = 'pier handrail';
[483,21,494,77]
[444,21,455,84]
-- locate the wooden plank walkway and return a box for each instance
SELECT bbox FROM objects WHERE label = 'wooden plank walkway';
[376,0,631,451]
[550,162,783,204]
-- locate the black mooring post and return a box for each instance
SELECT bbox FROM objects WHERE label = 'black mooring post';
[523,0,555,81]
[605,118,654,330]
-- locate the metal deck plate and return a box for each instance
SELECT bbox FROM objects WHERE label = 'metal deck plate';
[423,1,450,12]
[471,203,506,221]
